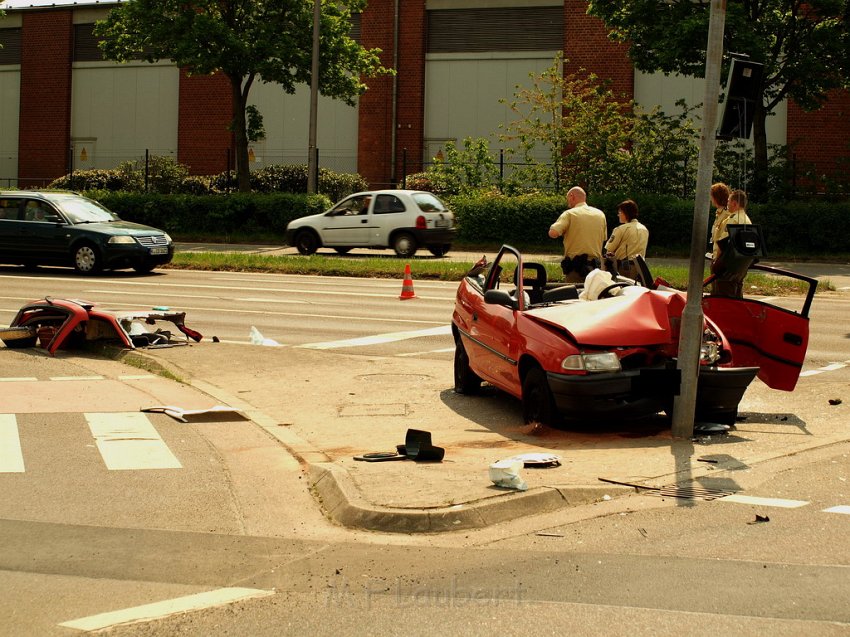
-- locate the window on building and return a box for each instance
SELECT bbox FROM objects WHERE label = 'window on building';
[427,7,562,53]
[0,28,22,65]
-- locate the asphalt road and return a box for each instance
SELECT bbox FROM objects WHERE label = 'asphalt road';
[1,262,849,635]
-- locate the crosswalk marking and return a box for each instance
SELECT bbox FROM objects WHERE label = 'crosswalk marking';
[51,376,105,381]
[86,413,182,470]
[0,377,37,382]
[0,414,25,473]
[719,494,809,508]
[59,587,274,632]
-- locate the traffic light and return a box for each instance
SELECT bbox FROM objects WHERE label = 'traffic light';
[717,58,764,140]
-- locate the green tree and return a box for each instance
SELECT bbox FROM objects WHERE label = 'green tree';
[95,0,390,193]
[499,54,699,196]
[587,0,850,200]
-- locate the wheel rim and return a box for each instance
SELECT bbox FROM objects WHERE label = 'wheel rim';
[297,233,316,254]
[75,246,96,272]
[395,235,414,256]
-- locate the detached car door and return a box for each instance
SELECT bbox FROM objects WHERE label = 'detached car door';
[703,264,817,391]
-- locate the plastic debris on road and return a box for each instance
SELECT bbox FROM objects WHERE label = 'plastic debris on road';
[141,405,248,423]
[489,459,528,491]
[249,326,280,346]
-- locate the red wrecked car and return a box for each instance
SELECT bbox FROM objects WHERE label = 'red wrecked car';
[0,297,202,355]
[452,245,816,426]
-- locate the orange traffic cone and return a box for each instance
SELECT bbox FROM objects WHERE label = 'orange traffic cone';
[399,263,416,300]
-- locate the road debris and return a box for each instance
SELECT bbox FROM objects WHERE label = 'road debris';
[489,458,527,491]
[829,398,842,405]
[141,405,247,423]
[748,514,771,524]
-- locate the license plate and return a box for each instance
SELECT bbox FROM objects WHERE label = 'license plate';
[150,246,168,255]
[435,219,450,228]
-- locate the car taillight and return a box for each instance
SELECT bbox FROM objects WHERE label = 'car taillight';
[416,215,427,229]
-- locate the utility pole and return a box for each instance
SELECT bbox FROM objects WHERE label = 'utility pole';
[307,0,320,194]
[671,0,727,439]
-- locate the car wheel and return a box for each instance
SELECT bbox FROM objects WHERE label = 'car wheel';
[133,263,156,274]
[392,232,417,258]
[72,242,103,274]
[0,326,37,349]
[454,339,481,394]
[295,230,320,255]
[522,367,560,426]
[428,244,451,257]
[334,247,352,255]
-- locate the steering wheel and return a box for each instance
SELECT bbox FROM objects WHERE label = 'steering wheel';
[598,282,631,299]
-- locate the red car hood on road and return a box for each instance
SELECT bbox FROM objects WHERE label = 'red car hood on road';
[525,288,686,347]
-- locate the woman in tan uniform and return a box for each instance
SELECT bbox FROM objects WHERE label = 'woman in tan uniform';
[604,199,649,280]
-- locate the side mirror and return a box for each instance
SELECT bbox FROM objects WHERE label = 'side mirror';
[484,289,518,310]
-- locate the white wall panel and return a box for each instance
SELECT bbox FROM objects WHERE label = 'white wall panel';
[634,69,787,146]
[0,67,20,183]
[425,52,558,162]
[247,81,358,173]
[71,62,178,168]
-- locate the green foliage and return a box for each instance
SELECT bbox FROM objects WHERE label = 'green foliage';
[424,138,500,196]
[89,191,332,237]
[48,169,135,192]
[586,0,850,199]
[48,162,367,199]
[245,105,265,143]
[498,54,701,196]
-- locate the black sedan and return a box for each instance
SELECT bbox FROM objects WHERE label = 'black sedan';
[0,190,173,274]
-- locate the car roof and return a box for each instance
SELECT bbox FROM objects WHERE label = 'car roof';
[0,190,81,201]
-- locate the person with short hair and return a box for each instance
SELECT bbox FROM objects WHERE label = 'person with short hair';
[548,186,608,283]
[710,187,753,297]
[604,199,649,280]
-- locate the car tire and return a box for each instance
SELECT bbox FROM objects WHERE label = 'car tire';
[522,367,560,426]
[0,326,37,349]
[334,247,352,255]
[392,232,417,258]
[72,242,103,275]
[295,230,320,255]
[428,244,451,257]
[454,339,482,394]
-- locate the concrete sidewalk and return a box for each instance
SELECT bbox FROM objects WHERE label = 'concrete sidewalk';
[132,339,849,534]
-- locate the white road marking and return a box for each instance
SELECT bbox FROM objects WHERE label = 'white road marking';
[86,412,182,471]
[50,376,104,382]
[720,494,809,508]
[397,347,455,357]
[58,587,274,632]
[0,414,25,473]
[823,505,850,515]
[800,361,849,377]
[299,324,452,350]
[0,377,38,382]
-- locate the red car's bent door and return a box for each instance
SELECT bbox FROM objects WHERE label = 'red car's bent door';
[702,264,817,391]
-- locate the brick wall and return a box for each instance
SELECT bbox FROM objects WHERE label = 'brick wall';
[18,10,73,187]
[787,90,850,188]
[358,0,426,189]
[564,1,633,101]
[177,70,234,175]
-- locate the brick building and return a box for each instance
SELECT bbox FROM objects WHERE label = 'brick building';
[0,0,847,190]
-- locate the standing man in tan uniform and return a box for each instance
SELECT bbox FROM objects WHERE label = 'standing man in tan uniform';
[710,188,753,297]
[548,186,608,283]
[604,199,649,280]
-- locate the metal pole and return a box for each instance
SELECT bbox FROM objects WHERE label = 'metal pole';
[145,149,150,192]
[307,0,321,194]
[671,0,727,439]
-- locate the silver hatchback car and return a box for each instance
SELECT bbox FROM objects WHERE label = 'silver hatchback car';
[285,189,456,258]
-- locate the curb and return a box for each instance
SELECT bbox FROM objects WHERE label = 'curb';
[308,462,633,533]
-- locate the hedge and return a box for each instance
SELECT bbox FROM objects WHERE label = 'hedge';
[88,191,331,237]
[81,190,850,256]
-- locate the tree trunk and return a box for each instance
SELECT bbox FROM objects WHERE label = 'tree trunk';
[751,101,769,202]
[230,76,251,193]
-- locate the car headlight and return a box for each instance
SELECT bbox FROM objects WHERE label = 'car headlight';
[108,236,136,244]
[561,352,621,373]
[163,233,172,243]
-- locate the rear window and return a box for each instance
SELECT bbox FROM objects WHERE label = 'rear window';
[412,193,449,212]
